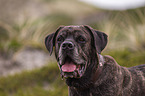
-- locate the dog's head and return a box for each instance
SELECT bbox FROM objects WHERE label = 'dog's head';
[45,25,107,79]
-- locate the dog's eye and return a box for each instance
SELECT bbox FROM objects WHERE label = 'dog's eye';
[57,36,64,42]
[77,36,86,43]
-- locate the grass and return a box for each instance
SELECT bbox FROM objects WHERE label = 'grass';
[0,63,68,96]
[0,13,73,53]
[0,50,145,96]
[104,49,145,67]
[94,8,145,51]
[0,6,144,53]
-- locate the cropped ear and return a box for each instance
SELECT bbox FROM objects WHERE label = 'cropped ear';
[45,26,63,55]
[83,25,108,54]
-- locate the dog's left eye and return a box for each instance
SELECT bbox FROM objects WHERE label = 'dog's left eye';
[77,36,86,43]
[57,36,64,42]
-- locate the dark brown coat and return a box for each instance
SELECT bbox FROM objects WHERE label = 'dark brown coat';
[45,25,145,96]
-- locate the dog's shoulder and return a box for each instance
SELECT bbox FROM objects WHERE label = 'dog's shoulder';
[103,55,119,66]
[101,55,123,73]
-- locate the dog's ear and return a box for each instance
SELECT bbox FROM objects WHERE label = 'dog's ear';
[45,33,55,55]
[45,26,63,55]
[83,25,108,54]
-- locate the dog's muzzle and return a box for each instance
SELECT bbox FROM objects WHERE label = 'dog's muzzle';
[60,56,86,79]
[58,41,87,78]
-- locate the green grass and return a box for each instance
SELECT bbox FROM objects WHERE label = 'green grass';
[0,63,68,96]
[104,49,145,67]
[0,50,145,96]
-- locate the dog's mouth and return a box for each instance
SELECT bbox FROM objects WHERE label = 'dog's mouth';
[60,56,86,78]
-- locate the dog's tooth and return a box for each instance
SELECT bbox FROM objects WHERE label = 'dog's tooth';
[74,72,77,77]
[61,71,64,78]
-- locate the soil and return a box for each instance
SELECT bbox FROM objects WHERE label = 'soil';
[0,47,55,76]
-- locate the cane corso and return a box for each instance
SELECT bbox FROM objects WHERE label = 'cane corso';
[45,25,145,96]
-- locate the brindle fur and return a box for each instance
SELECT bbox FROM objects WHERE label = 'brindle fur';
[45,25,145,96]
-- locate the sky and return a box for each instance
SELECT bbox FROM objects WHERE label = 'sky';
[80,0,145,10]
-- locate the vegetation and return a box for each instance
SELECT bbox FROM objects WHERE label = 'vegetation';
[0,63,68,96]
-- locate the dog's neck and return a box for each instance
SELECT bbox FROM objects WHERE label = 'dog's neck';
[92,54,105,82]
[66,54,105,91]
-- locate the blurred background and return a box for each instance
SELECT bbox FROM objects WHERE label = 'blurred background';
[0,0,145,95]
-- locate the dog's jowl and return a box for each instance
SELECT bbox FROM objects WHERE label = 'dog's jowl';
[45,25,145,96]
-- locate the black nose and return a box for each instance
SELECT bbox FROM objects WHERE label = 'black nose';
[62,41,74,50]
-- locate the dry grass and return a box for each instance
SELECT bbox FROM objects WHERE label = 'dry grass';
[91,8,145,52]
[0,1,144,55]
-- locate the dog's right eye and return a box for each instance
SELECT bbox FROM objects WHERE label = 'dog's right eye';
[77,36,86,43]
[57,36,64,42]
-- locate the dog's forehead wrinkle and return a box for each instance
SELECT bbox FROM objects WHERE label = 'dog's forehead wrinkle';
[65,25,80,28]
[59,29,88,39]
[73,29,89,37]
[63,26,82,32]
[57,26,90,38]
[59,31,66,36]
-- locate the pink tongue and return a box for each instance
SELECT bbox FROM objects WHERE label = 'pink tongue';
[62,62,76,72]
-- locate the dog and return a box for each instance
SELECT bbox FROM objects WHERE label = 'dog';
[45,25,145,96]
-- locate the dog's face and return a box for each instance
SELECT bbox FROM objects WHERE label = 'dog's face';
[55,26,92,78]
[45,25,107,79]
